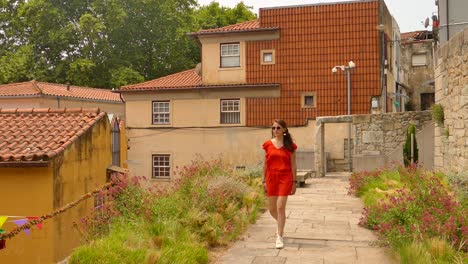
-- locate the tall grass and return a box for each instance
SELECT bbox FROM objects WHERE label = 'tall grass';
[70,160,265,264]
[349,166,468,263]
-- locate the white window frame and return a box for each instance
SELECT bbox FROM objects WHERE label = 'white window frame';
[220,99,240,124]
[152,101,170,125]
[220,43,240,68]
[152,154,171,179]
[260,49,275,65]
[301,92,317,108]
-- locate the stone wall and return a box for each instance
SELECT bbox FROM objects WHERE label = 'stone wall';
[353,111,432,156]
[401,40,435,111]
[434,27,468,174]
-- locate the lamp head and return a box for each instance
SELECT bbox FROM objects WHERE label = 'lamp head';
[348,61,355,68]
[332,67,338,73]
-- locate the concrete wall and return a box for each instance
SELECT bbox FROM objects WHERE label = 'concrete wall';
[401,40,435,110]
[434,27,468,174]
[438,0,468,45]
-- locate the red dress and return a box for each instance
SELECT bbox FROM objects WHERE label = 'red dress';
[262,140,297,196]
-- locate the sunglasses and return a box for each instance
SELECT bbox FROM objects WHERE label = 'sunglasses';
[271,126,282,130]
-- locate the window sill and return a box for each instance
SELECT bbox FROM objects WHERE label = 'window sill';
[151,178,171,182]
[218,67,242,71]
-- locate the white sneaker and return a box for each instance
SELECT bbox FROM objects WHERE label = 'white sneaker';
[275,235,284,249]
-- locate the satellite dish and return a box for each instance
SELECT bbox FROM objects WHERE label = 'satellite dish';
[424,17,430,28]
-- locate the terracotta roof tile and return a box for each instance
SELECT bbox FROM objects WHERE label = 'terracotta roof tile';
[0,81,122,102]
[119,69,202,91]
[0,108,106,163]
[401,30,432,43]
[193,20,278,35]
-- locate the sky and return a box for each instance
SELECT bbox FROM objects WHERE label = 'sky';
[196,0,439,33]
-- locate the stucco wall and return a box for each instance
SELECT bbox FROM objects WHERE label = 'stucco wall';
[0,167,54,263]
[434,27,468,173]
[0,97,124,119]
[401,40,435,110]
[52,116,111,261]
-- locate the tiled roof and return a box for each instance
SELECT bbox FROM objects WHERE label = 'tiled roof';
[193,20,278,35]
[0,81,122,102]
[119,69,202,91]
[401,30,432,43]
[0,108,106,164]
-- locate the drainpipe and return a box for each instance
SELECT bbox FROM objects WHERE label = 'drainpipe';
[379,0,386,113]
[446,0,449,42]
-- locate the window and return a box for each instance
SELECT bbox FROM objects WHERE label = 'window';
[220,99,240,124]
[220,43,240,68]
[152,101,170,125]
[111,120,120,166]
[301,92,316,108]
[260,50,275,65]
[420,93,435,111]
[412,53,427,66]
[152,154,171,179]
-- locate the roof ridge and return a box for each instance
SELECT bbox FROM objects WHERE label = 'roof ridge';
[0,107,100,114]
[35,81,114,92]
[122,69,196,88]
[30,80,44,95]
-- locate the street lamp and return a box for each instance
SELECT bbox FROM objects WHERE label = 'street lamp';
[332,61,355,172]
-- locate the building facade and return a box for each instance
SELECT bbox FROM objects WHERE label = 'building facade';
[119,0,400,180]
[0,108,111,263]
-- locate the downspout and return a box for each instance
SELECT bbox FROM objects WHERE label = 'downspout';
[446,0,449,42]
[379,0,386,112]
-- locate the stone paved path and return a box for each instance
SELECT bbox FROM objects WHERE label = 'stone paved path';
[216,172,396,264]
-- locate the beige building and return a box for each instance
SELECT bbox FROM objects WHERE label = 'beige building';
[118,1,401,181]
[0,80,124,119]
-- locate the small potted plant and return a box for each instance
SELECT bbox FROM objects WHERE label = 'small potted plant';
[0,229,6,249]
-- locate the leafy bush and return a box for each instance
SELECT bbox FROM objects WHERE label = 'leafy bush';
[349,167,468,263]
[403,124,418,167]
[70,159,265,263]
[431,104,445,126]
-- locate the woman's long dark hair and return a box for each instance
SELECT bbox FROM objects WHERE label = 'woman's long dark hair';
[272,119,295,152]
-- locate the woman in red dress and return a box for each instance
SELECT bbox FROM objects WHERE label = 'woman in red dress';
[262,119,297,249]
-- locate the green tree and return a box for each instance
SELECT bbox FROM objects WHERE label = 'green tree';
[403,124,419,167]
[194,1,257,30]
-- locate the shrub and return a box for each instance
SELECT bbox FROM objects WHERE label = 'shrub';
[402,124,418,167]
[350,167,468,263]
[431,103,445,126]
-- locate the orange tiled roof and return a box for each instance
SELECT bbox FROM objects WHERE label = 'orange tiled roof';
[119,69,202,91]
[0,81,122,102]
[0,108,106,164]
[401,30,432,43]
[193,20,278,35]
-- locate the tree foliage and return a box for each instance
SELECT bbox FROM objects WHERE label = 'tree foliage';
[0,0,256,88]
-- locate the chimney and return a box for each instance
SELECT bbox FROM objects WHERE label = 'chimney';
[66,84,70,91]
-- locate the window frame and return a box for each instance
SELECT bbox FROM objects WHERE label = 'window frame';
[411,53,427,67]
[260,49,276,65]
[152,101,171,125]
[220,43,241,68]
[152,154,171,179]
[220,98,241,124]
[301,92,317,108]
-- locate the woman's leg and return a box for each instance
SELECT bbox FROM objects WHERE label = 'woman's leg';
[268,196,278,221]
[276,196,288,237]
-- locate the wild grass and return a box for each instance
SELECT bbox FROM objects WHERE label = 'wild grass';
[349,166,468,263]
[70,159,265,264]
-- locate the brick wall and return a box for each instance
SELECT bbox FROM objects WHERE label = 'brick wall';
[434,27,468,174]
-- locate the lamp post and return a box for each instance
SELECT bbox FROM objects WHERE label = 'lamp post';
[332,61,355,172]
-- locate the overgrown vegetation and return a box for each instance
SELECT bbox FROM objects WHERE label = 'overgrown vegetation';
[431,104,445,126]
[402,124,419,167]
[70,160,265,264]
[349,167,468,263]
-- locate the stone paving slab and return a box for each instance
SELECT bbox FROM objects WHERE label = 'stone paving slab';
[215,172,396,264]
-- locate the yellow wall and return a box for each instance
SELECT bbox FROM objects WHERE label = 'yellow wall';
[198,31,279,85]
[0,167,55,263]
[52,116,111,262]
[126,120,350,185]
[0,116,111,263]
[0,97,125,119]
[120,121,129,169]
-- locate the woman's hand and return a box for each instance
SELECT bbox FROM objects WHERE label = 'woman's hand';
[291,184,297,195]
